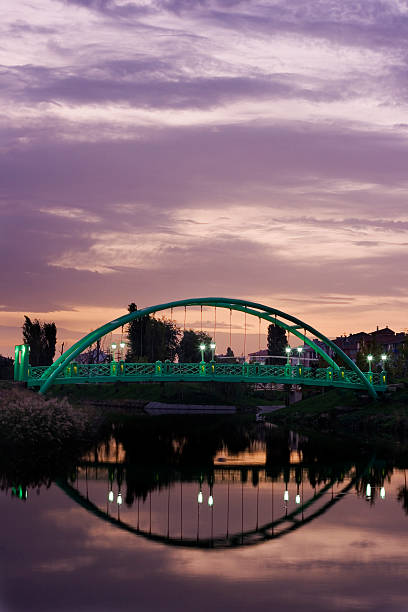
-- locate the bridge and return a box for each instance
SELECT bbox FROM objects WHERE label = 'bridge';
[14,297,387,398]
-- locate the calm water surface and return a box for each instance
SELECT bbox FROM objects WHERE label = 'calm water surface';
[1,416,408,611]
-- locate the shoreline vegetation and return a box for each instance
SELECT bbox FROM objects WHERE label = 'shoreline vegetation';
[1,378,408,439]
[0,383,101,490]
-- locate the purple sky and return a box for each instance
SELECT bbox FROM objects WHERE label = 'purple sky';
[1,0,408,356]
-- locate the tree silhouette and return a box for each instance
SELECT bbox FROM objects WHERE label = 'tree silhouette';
[267,324,287,364]
[22,316,57,365]
[177,330,212,362]
[126,303,180,362]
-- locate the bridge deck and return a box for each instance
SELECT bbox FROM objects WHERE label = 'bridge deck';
[26,361,387,392]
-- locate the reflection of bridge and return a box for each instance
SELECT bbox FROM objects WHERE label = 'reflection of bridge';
[14,297,387,398]
[57,462,358,550]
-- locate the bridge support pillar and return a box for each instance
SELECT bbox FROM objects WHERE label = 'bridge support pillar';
[284,384,291,407]
[155,360,163,376]
[110,361,117,376]
[14,345,30,382]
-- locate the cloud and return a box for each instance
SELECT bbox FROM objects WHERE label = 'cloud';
[1,0,408,344]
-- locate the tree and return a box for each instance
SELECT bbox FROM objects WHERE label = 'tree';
[177,330,213,363]
[42,322,57,365]
[225,346,236,361]
[0,355,13,380]
[267,324,287,364]
[22,316,57,365]
[388,340,408,381]
[126,303,180,362]
[356,338,381,372]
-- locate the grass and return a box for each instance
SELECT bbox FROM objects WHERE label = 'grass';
[46,380,285,409]
[265,381,408,439]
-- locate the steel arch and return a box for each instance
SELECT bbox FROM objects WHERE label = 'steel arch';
[38,297,377,398]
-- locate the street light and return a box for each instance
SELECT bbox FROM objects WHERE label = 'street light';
[119,341,126,359]
[367,354,373,373]
[199,343,206,361]
[285,346,291,365]
[111,343,117,361]
[210,342,216,361]
[381,354,387,370]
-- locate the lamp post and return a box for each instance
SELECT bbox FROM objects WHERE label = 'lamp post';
[199,343,206,362]
[285,346,291,365]
[367,354,373,373]
[381,354,387,371]
[111,343,117,361]
[119,341,126,360]
[210,342,216,361]
[297,346,302,365]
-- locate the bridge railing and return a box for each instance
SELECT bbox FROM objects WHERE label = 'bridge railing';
[26,361,387,390]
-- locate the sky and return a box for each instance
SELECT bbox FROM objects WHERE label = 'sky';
[1,0,408,356]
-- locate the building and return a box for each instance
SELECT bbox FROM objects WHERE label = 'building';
[333,326,407,361]
[333,332,370,361]
[248,349,270,364]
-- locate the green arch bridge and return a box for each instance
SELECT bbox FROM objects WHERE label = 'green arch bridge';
[14,297,387,399]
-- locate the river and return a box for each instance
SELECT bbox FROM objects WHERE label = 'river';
[1,415,407,611]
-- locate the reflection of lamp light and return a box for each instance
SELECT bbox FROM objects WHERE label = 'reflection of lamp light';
[108,490,114,502]
[284,490,289,502]
[117,492,123,505]
[198,491,203,504]
[380,486,385,499]
[366,483,371,497]
[208,495,214,506]
[296,494,301,504]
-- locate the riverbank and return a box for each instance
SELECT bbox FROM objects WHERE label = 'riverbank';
[2,379,408,440]
[45,380,285,410]
[264,382,408,439]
